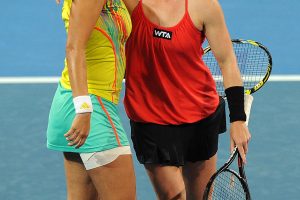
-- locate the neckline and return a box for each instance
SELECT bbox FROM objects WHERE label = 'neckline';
[139,1,188,31]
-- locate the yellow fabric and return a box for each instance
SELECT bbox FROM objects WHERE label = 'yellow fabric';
[60,0,131,104]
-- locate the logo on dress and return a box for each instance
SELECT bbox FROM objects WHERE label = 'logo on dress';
[153,28,172,40]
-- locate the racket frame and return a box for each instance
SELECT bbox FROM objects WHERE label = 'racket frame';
[203,39,273,95]
[203,147,251,200]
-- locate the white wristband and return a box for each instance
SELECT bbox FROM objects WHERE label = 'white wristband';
[73,96,93,114]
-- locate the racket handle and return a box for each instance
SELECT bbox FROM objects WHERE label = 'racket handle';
[244,94,253,126]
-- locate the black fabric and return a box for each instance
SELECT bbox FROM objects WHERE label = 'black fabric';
[63,152,83,163]
[130,97,226,166]
[225,86,247,122]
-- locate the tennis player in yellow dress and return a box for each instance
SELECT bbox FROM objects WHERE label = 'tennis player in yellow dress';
[47,0,136,199]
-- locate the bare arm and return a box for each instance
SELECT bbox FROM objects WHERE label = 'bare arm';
[202,0,242,88]
[66,0,105,97]
[56,0,105,148]
[200,0,251,163]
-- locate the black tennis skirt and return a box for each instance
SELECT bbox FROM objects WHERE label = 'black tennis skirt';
[130,97,227,167]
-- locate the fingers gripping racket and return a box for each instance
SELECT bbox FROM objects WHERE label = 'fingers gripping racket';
[202,39,273,200]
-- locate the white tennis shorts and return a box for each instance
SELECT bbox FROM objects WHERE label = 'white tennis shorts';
[80,146,131,170]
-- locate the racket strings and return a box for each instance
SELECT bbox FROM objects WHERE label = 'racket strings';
[203,42,270,96]
[235,43,269,89]
[208,171,246,200]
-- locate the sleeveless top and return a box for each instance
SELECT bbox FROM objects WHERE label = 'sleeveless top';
[124,0,219,125]
[60,0,131,104]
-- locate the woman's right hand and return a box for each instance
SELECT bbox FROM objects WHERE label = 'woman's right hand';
[61,0,105,149]
[230,121,251,164]
[64,113,91,149]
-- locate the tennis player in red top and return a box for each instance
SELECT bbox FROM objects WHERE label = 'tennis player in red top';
[124,0,251,199]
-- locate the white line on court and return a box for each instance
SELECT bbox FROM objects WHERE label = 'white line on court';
[0,75,300,84]
[0,77,60,84]
[268,75,300,81]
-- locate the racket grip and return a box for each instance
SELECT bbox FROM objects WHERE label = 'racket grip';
[244,94,254,126]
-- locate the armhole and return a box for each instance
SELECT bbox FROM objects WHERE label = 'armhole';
[131,1,141,19]
[185,0,204,33]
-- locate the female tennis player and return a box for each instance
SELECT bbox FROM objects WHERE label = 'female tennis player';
[47,0,135,199]
[123,0,251,199]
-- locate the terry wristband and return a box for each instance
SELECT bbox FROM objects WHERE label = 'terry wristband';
[225,86,247,123]
[73,95,93,114]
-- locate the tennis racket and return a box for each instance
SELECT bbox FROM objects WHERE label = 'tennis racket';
[202,39,273,200]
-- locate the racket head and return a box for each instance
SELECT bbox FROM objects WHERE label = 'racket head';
[203,39,272,96]
[203,168,251,200]
[203,148,251,200]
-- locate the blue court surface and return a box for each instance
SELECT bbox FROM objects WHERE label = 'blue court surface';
[0,82,300,200]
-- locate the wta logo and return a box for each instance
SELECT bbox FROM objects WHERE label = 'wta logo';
[153,28,172,40]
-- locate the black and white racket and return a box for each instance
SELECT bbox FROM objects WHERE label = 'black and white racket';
[202,39,273,200]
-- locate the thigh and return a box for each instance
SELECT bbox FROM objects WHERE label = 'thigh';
[145,164,186,200]
[182,154,217,200]
[87,154,136,200]
[63,152,98,200]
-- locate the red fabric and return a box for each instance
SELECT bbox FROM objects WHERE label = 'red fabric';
[124,1,219,125]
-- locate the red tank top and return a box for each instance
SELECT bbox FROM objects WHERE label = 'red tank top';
[124,0,219,125]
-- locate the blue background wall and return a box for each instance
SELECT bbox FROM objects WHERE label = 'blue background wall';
[0,0,299,76]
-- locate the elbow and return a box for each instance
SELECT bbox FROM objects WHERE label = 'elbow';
[218,56,237,71]
[65,42,86,73]
[65,40,85,58]
[65,43,86,66]
[65,42,76,59]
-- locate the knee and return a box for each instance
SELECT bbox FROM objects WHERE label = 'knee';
[66,179,98,200]
[158,189,186,200]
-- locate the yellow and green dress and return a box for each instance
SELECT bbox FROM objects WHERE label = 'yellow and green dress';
[47,0,131,153]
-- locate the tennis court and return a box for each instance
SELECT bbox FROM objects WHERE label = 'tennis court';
[1,0,300,199]
[0,81,299,200]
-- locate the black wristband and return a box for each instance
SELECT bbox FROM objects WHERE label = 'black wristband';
[225,86,247,123]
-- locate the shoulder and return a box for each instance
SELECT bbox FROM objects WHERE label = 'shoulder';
[189,0,223,22]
